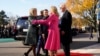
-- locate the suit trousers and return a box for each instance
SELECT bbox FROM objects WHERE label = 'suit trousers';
[36,35,48,56]
[61,34,71,56]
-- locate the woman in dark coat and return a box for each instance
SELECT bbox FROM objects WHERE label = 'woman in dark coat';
[24,8,38,56]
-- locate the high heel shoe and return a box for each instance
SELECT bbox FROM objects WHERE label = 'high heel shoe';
[24,53,28,56]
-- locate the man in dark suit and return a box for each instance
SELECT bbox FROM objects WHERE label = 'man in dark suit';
[36,9,49,56]
[41,9,49,56]
[60,3,72,56]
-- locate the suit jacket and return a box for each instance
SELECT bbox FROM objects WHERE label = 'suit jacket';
[41,16,49,35]
[60,10,72,43]
[37,15,49,35]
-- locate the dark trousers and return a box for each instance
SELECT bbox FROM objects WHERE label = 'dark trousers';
[90,32,93,39]
[36,35,48,56]
[61,34,71,56]
[36,35,44,56]
[62,43,70,56]
[44,34,48,56]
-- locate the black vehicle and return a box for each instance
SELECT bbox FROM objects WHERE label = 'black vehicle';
[13,16,28,45]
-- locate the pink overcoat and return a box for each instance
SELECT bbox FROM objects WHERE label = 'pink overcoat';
[32,13,60,51]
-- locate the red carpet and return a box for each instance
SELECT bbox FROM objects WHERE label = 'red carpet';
[57,52,93,56]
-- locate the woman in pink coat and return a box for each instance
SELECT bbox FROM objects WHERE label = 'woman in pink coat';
[32,6,60,56]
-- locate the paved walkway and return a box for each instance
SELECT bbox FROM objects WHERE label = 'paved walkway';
[0,33,99,56]
[58,33,100,56]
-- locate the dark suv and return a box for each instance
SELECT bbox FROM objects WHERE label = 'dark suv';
[14,16,28,44]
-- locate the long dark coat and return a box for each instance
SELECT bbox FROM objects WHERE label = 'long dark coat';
[25,16,38,45]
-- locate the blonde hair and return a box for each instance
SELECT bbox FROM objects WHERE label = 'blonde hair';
[29,8,37,16]
[51,6,59,16]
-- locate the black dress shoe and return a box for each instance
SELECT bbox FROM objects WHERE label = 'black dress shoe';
[24,53,28,56]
